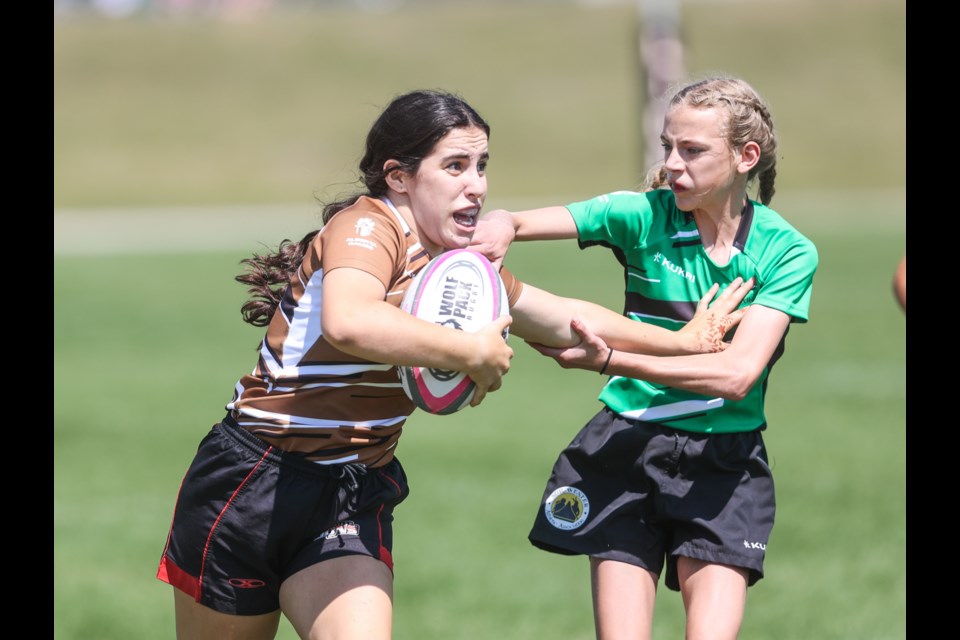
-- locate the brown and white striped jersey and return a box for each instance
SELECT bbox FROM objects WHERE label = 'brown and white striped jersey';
[226,196,523,467]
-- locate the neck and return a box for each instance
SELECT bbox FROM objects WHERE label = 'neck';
[382,193,442,258]
[692,195,748,266]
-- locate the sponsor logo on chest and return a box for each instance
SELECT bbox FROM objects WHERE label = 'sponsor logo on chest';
[653,252,695,283]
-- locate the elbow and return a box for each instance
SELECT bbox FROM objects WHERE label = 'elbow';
[721,385,750,403]
[718,369,760,402]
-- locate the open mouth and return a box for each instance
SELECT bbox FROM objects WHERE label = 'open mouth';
[453,209,478,227]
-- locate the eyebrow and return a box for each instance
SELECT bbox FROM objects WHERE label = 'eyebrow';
[661,136,715,147]
[440,150,489,163]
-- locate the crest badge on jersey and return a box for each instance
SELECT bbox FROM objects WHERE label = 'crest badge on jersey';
[544,486,590,530]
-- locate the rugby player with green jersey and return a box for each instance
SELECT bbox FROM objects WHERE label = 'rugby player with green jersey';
[569,187,816,433]
[471,76,818,640]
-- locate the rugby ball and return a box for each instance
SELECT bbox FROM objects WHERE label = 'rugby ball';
[398,249,509,415]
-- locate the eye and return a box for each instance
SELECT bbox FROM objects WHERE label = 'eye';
[446,160,464,173]
[477,159,488,174]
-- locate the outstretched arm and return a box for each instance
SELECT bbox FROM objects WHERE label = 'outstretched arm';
[474,205,754,357]
[509,277,753,356]
[526,304,791,401]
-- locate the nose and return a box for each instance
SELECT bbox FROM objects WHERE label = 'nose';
[664,146,683,172]
[464,168,487,201]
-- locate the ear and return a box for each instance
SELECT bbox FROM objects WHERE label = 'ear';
[384,160,407,193]
[737,141,761,175]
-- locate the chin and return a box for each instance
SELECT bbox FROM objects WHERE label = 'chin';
[450,227,475,244]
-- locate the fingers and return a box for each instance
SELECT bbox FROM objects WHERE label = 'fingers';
[696,277,755,316]
[470,245,505,270]
[720,277,753,309]
[470,386,487,407]
[713,277,754,311]
[470,210,516,270]
[467,318,513,409]
[492,314,513,336]
[696,282,721,314]
[468,368,505,408]
[568,316,590,340]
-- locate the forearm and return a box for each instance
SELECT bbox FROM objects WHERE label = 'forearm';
[603,349,757,401]
[511,286,688,355]
[601,306,790,399]
[321,267,494,372]
[484,206,579,241]
[530,304,790,400]
[565,299,689,355]
[328,302,486,371]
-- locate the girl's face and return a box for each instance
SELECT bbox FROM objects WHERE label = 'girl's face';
[403,125,489,256]
[660,105,742,213]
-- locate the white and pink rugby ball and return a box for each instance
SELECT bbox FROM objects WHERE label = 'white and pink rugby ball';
[398,249,510,415]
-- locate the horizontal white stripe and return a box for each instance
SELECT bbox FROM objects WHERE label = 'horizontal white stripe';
[627,312,684,326]
[262,362,395,379]
[616,396,724,421]
[269,381,403,392]
[628,272,661,283]
[312,453,360,464]
[235,406,408,429]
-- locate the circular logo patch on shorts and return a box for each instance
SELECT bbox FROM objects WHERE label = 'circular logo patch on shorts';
[544,486,590,530]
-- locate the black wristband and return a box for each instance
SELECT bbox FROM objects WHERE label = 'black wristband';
[599,348,614,375]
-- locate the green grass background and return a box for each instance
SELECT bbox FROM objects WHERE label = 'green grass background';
[54,1,906,639]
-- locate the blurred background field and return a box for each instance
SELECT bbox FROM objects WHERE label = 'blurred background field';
[54,1,906,639]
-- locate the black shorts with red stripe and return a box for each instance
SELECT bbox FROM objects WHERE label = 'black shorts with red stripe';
[156,418,409,615]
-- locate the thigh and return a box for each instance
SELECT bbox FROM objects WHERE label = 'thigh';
[677,557,748,640]
[280,555,394,640]
[173,588,280,640]
[591,557,658,640]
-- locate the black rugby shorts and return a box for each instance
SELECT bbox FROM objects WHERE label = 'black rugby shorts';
[156,420,410,615]
[528,407,774,591]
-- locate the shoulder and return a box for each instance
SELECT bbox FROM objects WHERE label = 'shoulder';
[750,202,818,262]
[319,196,410,269]
[325,196,397,228]
[322,196,406,243]
[568,188,678,230]
[569,188,672,211]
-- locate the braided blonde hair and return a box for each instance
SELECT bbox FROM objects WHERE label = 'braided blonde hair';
[644,76,778,205]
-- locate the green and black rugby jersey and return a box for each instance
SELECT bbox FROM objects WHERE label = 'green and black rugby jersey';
[568,188,818,434]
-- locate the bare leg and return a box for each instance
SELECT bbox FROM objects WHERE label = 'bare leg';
[280,555,394,640]
[677,557,748,640]
[590,557,658,640]
[173,588,280,640]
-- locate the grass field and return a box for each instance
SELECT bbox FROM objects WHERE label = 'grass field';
[55,1,906,639]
